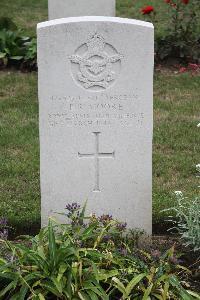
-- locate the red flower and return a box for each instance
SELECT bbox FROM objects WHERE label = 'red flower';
[179,67,187,73]
[182,0,189,4]
[165,0,171,3]
[141,5,154,15]
[188,63,199,71]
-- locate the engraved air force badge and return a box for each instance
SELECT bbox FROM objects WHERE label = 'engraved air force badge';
[69,34,123,91]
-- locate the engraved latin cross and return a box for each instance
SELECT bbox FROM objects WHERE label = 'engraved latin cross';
[78,132,115,192]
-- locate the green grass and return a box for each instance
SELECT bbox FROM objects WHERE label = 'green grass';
[0,0,200,234]
[1,71,199,234]
[0,0,47,36]
[0,0,167,36]
[0,71,40,235]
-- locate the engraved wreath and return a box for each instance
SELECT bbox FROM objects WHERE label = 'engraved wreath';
[69,34,123,91]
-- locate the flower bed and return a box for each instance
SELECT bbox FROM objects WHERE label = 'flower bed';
[0,204,199,299]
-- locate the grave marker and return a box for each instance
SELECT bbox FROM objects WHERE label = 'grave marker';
[37,17,154,233]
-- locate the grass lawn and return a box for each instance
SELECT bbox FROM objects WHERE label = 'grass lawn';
[0,0,168,36]
[0,0,200,235]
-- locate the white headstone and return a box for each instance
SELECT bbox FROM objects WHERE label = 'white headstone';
[37,17,154,233]
[48,0,115,20]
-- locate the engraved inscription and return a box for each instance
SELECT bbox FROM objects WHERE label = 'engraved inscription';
[48,111,145,127]
[48,93,144,128]
[78,132,115,192]
[69,34,123,91]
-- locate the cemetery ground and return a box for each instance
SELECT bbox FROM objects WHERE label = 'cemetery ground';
[0,1,200,299]
[1,70,200,235]
[0,0,200,235]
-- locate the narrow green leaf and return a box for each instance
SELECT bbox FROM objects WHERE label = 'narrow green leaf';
[48,220,56,269]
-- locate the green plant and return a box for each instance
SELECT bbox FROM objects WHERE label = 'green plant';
[0,29,28,65]
[0,17,36,69]
[0,204,199,299]
[166,191,200,252]
[164,162,200,252]
[24,37,37,66]
[156,0,200,62]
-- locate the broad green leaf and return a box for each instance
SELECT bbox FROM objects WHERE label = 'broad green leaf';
[151,293,163,300]
[16,285,29,300]
[66,272,72,298]
[0,52,6,58]
[142,283,153,300]
[10,55,23,60]
[57,263,68,282]
[187,290,200,299]
[52,276,63,294]
[27,252,49,273]
[82,280,108,299]
[40,283,60,297]
[112,277,126,295]
[163,281,169,300]
[169,276,192,300]
[94,268,118,282]
[126,273,146,296]
[176,265,192,274]
[0,279,18,298]
[78,291,90,300]
[81,224,97,240]
[86,290,99,300]
[38,293,46,300]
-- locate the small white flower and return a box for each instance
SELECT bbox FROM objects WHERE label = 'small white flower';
[174,191,183,197]
[196,164,200,177]
[196,164,200,173]
[197,123,200,128]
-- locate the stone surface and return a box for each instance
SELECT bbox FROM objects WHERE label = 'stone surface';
[37,17,154,233]
[48,0,115,20]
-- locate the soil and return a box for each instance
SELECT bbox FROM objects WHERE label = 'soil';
[151,235,200,293]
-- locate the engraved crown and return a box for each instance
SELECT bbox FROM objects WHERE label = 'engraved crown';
[87,34,105,52]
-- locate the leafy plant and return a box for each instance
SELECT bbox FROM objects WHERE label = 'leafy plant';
[0,17,36,69]
[165,191,200,252]
[160,0,200,62]
[24,37,37,67]
[140,0,200,62]
[0,204,199,299]
[164,162,200,252]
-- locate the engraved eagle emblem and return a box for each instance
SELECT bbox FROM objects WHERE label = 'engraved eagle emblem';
[69,34,123,90]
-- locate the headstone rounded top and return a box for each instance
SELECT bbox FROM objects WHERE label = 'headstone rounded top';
[37,16,154,30]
